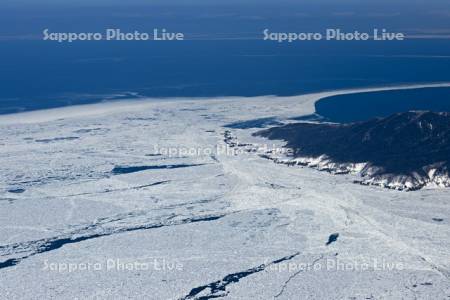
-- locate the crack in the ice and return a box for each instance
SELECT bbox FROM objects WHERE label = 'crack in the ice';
[180,252,300,300]
[418,255,450,280]
[112,164,205,175]
[326,233,339,246]
[0,198,16,204]
[404,284,418,300]
[274,254,325,298]
[155,196,223,211]
[0,213,225,270]
[60,181,170,198]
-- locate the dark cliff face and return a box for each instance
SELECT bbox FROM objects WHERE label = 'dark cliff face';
[254,111,450,189]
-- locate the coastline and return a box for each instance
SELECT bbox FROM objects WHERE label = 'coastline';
[1,82,450,125]
[1,80,450,299]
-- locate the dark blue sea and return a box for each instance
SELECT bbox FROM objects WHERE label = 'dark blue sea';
[1,4,450,114]
[316,87,450,123]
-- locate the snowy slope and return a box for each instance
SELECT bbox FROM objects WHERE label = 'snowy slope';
[254,111,450,191]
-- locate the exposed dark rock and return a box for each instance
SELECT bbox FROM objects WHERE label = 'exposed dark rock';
[254,111,450,190]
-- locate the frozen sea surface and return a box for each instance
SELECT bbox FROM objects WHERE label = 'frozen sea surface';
[0,84,449,299]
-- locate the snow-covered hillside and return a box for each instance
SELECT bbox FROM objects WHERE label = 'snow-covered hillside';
[254,111,450,191]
